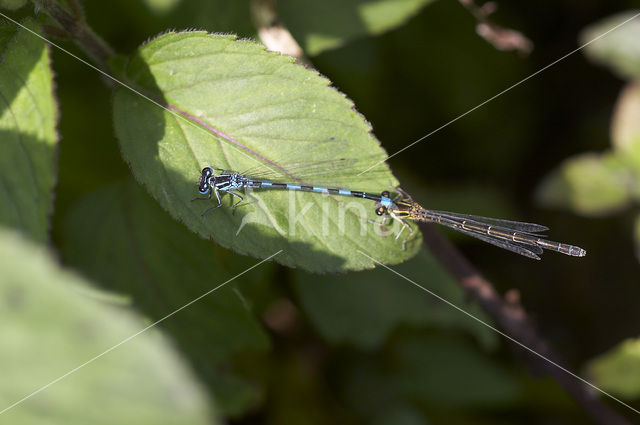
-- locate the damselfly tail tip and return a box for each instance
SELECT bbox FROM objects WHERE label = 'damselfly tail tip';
[572,246,587,257]
[562,244,586,257]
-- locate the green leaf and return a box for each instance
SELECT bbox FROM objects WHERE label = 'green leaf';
[113,31,420,272]
[278,0,436,56]
[391,333,520,408]
[62,180,271,416]
[611,80,640,173]
[535,152,633,216]
[587,337,640,398]
[293,247,496,349]
[581,11,640,80]
[0,228,216,424]
[0,18,57,242]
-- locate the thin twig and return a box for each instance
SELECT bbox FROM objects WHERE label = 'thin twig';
[418,222,631,425]
[459,0,533,56]
[31,0,114,71]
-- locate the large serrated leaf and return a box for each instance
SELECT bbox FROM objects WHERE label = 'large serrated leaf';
[581,11,640,80]
[113,31,420,272]
[0,18,57,242]
[278,0,436,56]
[293,247,495,349]
[586,337,640,398]
[0,228,216,425]
[62,180,270,415]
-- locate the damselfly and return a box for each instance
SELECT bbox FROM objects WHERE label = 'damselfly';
[375,190,586,259]
[196,162,395,211]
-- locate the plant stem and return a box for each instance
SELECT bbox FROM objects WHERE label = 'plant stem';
[31,0,114,71]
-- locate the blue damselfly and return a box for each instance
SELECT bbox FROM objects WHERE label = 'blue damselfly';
[196,162,395,211]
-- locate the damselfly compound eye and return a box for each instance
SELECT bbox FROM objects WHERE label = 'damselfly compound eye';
[199,183,210,194]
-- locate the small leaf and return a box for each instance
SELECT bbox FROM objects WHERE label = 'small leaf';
[62,180,271,415]
[293,248,496,349]
[536,152,633,216]
[278,0,436,56]
[0,228,216,424]
[581,11,640,80]
[611,80,640,172]
[586,337,640,398]
[113,31,420,272]
[0,18,57,242]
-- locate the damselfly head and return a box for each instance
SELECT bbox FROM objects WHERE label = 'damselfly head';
[375,191,395,215]
[198,167,213,194]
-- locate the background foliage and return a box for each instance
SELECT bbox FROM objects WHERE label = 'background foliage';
[1,0,639,424]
